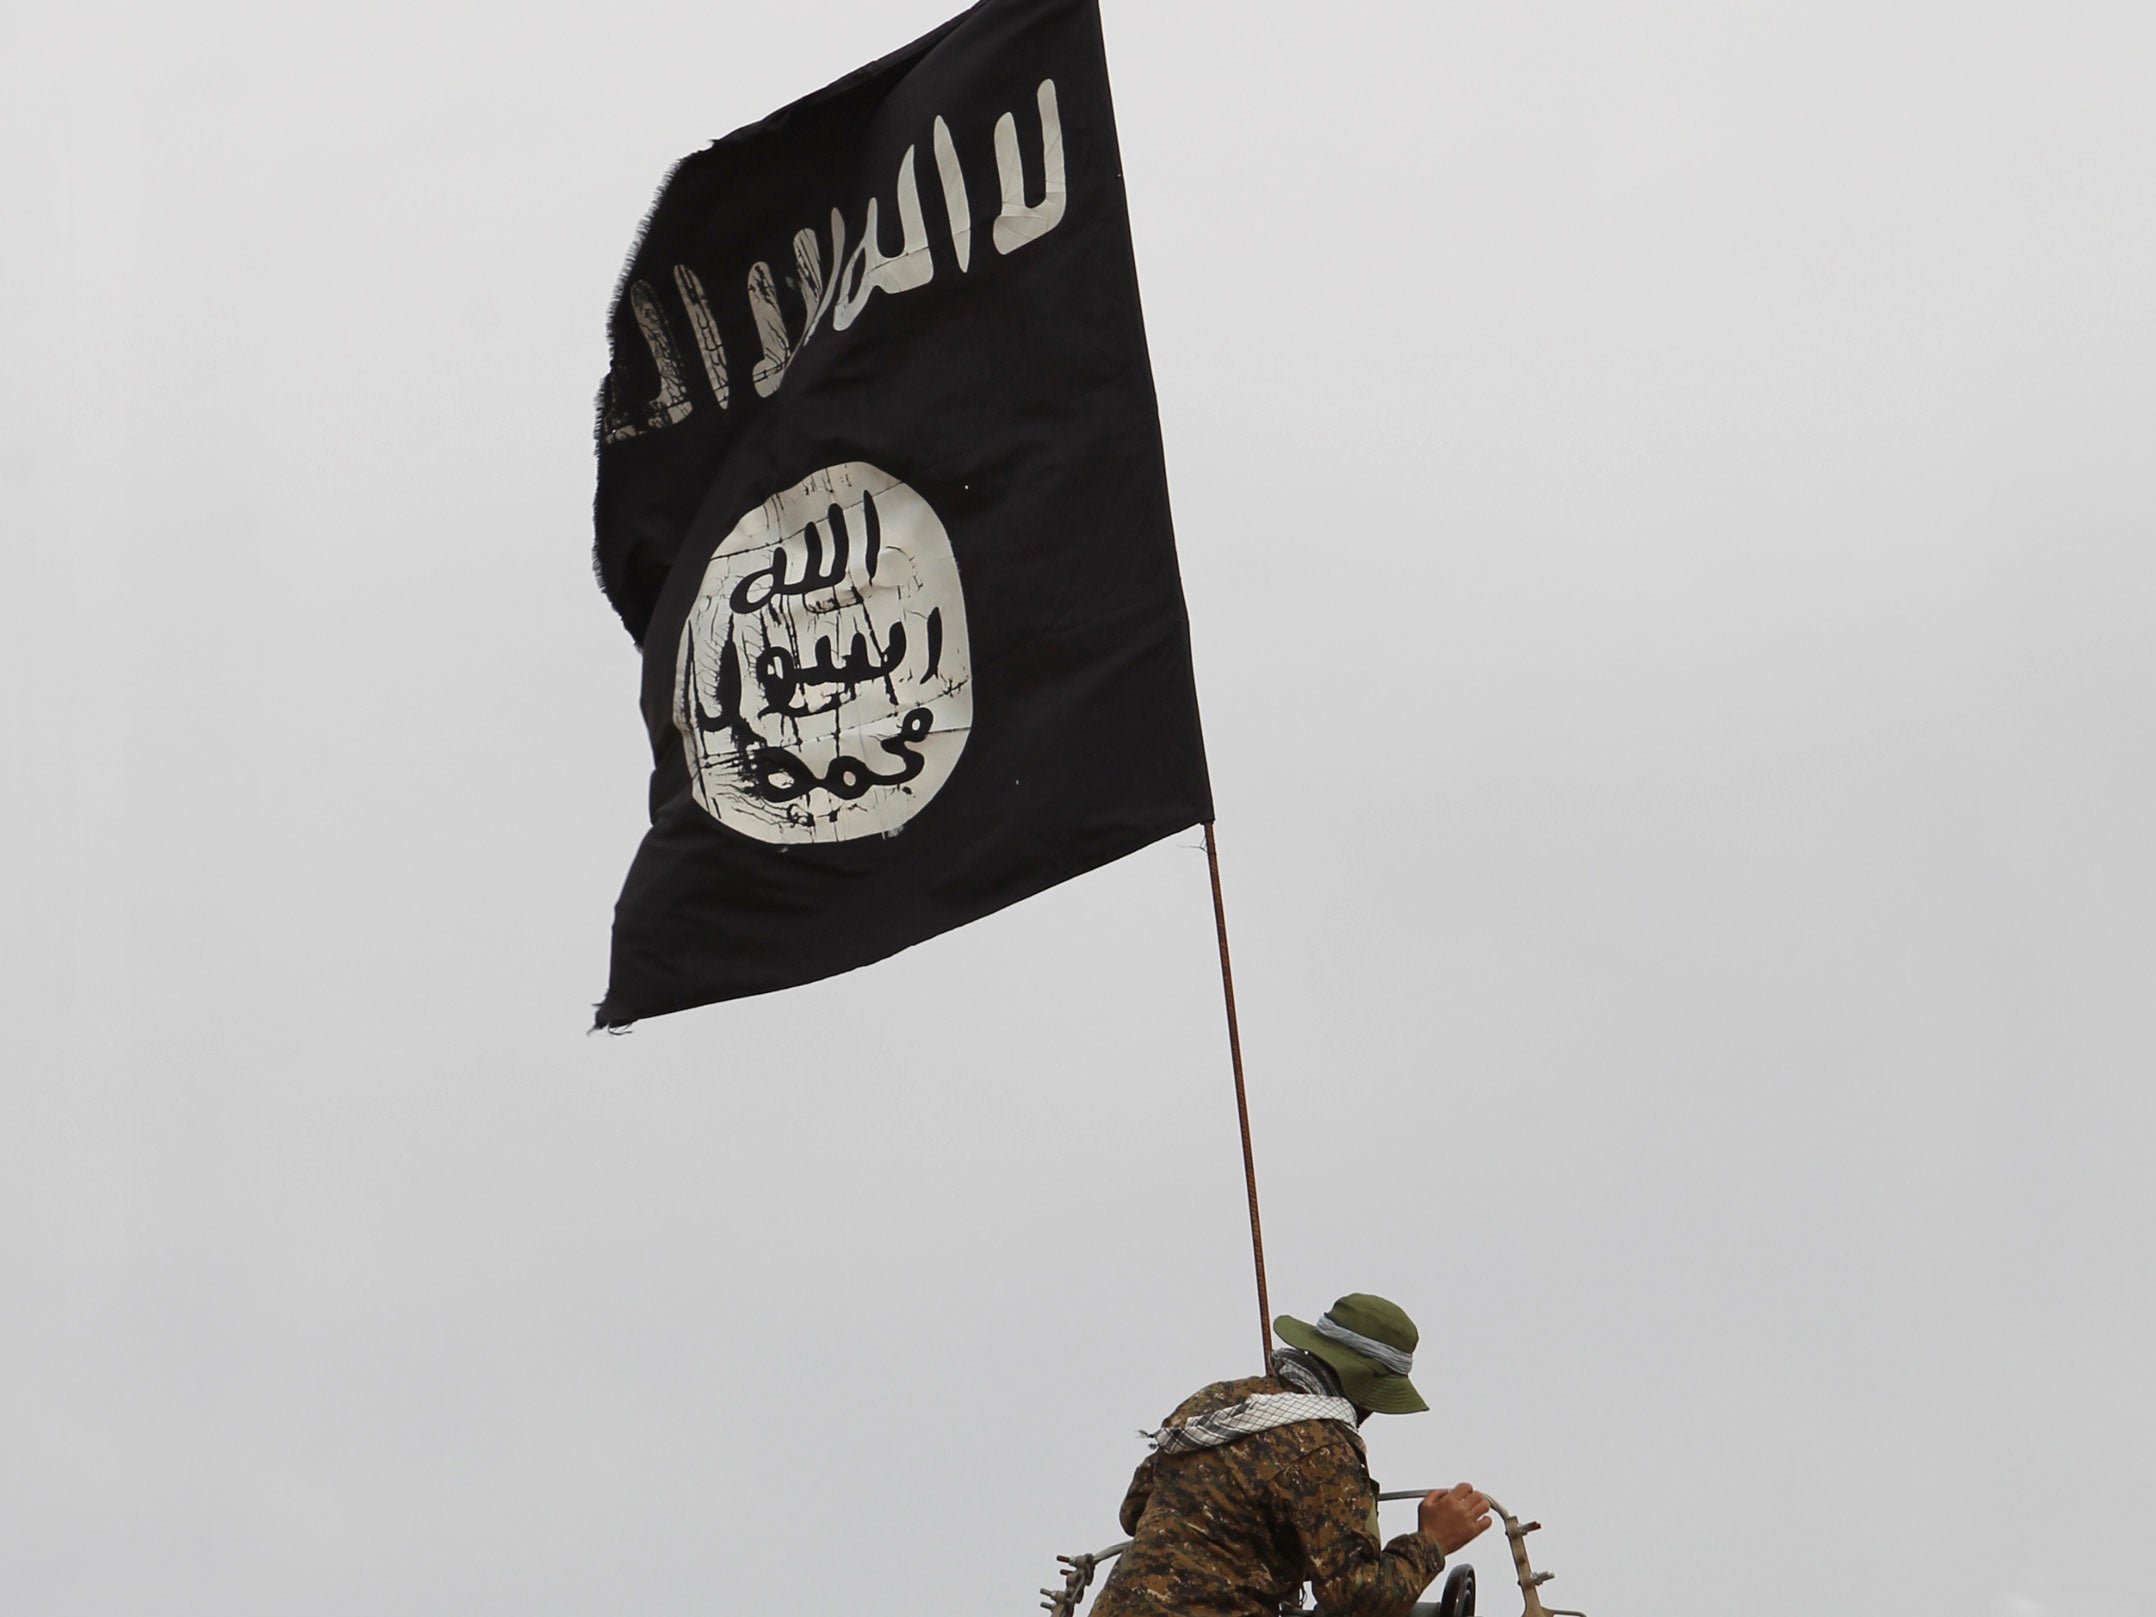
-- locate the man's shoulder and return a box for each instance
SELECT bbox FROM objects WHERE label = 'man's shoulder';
[1159,1378,1368,1470]
[1275,1416,1368,1472]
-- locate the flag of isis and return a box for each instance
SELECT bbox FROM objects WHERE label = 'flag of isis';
[590,0,1212,1027]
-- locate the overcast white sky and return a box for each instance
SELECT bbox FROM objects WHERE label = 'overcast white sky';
[6,2,2154,1614]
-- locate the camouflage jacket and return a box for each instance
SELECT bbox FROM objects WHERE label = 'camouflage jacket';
[1088,1375,1447,1617]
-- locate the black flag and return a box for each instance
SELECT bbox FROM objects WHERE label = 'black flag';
[591,0,1211,1027]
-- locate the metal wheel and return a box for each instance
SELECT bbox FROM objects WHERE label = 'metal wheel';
[1438,1564,1476,1617]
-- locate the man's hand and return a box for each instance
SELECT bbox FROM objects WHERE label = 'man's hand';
[1417,1483,1492,1554]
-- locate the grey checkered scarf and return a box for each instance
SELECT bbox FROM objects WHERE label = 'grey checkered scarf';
[1145,1350,1363,1455]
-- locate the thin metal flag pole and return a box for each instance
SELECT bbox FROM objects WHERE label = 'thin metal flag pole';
[1203,821,1271,1372]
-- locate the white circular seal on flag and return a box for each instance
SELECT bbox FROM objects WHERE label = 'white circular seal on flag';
[673,462,973,843]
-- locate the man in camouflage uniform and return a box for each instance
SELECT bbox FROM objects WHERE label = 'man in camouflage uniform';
[1089,1293,1490,1617]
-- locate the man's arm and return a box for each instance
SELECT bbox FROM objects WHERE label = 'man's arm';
[1288,1444,1490,1617]
[1283,1438,1444,1617]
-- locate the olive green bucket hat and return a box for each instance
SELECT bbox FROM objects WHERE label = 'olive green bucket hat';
[1274,1293,1428,1415]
